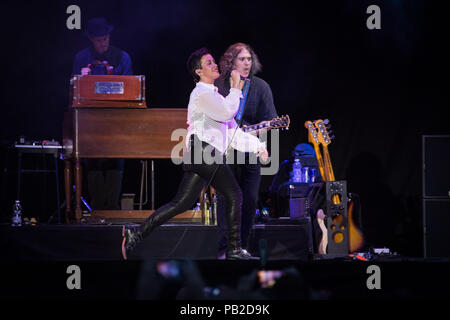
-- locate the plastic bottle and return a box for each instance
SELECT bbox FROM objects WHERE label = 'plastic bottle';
[202,192,211,225]
[211,193,218,226]
[12,200,22,227]
[290,158,302,183]
[301,166,310,183]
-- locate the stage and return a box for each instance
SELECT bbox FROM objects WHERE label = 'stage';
[0,218,311,261]
[1,222,449,300]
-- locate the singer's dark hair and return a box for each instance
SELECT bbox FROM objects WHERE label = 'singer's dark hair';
[219,42,262,76]
[187,47,210,82]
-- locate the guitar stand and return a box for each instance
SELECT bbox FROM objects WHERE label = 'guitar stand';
[323,180,350,254]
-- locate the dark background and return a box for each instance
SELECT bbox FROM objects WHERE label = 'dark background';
[0,0,447,257]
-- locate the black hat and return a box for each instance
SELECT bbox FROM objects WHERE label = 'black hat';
[85,17,114,37]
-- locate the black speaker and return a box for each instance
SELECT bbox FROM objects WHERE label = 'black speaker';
[249,220,310,260]
[422,135,450,258]
[275,183,322,218]
[422,135,450,198]
[423,199,450,258]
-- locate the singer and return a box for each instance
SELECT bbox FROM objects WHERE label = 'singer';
[121,47,268,260]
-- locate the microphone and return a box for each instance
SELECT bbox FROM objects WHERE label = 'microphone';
[226,69,250,82]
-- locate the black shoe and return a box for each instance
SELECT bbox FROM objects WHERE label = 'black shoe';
[121,225,141,260]
[226,248,259,260]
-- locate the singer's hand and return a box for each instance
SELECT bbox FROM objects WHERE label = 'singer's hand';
[229,70,242,89]
[258,146,269,163]
[238,79,245,91]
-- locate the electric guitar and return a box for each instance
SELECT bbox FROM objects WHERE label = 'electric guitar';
[242,115,290,134]
[306,119,364,254]
[316,209,328,254]
[314,119,336,182]
[304,120,326,181]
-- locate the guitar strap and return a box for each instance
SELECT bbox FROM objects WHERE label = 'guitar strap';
[235,79,251,123]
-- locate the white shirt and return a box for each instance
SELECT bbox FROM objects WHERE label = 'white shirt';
[186,81,265,154]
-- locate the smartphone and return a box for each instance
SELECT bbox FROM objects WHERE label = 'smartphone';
[156,261,181,279]
[257,270,284,288]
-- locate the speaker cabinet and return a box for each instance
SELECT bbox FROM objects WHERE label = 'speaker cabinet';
[422,135,450,257]
[422,135,450,198]
[249,221,310,260]
[423,199,450,258]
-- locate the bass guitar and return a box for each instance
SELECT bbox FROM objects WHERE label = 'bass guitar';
[306,119,364,253]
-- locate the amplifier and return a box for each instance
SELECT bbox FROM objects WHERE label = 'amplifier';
[275,183,324,219]
[423,199,450,257]
[70,75,147,108]
[422,135,450,198]
[278,182,312,198]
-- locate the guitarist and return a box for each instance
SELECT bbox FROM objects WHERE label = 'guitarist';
[214,43,278,258]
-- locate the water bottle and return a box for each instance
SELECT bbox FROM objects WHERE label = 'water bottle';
[211,193,218,226]
[12,200,22,227]
[290,158,302,183]
[202,192,211,225]
[301,166,310,183]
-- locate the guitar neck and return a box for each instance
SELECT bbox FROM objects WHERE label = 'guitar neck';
[312,143,327,182]
[322,145,335,182]
[322,144,341,205]
[243,122,271,133]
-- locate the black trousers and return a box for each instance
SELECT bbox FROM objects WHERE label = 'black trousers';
[217,151,261,251]
[138,136,244,252]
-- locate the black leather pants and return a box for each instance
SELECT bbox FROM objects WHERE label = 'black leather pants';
[217,156,261,251]
[138,136,243,252]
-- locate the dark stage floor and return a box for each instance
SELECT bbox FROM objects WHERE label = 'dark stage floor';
[1,220,311,261]
[1,222,450,302]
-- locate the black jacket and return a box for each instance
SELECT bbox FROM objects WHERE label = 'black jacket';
[215,75,278,126]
